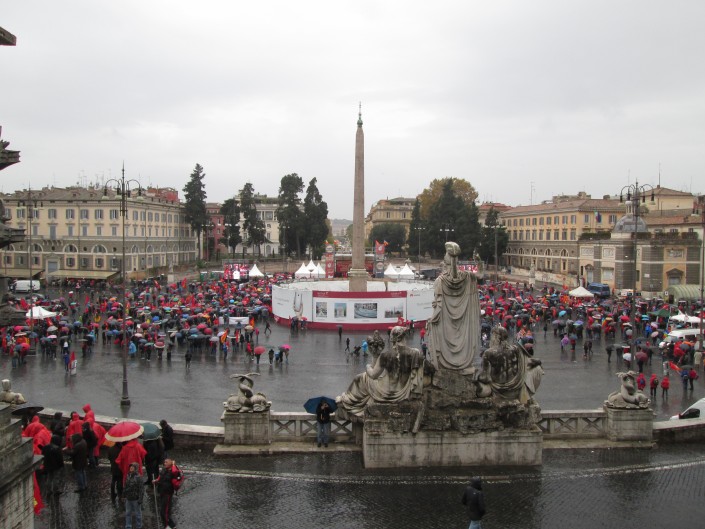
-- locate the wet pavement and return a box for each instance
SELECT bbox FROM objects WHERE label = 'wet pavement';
[3,313,703,425]
[5,294,705,527]
[34,446,705,529]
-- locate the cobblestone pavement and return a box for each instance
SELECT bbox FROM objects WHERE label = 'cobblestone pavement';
[34,446,705,529]
[3,313,703,425]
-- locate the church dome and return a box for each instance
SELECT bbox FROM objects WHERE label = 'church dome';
[612,213,648,234]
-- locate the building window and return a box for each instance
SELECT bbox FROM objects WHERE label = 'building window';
[265,211,274,220]
[94,209,104,220]
[532,230,536,240]
[532,218,537,226]
[82,225,88,237]
[96,226,102,236]
[110,209,119,220]
[148,212,153,222]
[66,209,75,220]
[562,230,568,241]
[539,230,544,240]
[609,214,617,224]
[539,217,544,226]
[584,214,590,223]
[111,226,118,236]
[519,231,523,240]
[48,209,57,219]
[546,217,551,225]
[68,225,74,237]
[66,257,75,267]
[554,216,559,225]
[49,226,57,239]
[519,219,524,226]
[562,215,568,224]
[570,215,576,224]
[402,212,407,219]
[80,209,89,220]
[570,229,576,240]
[162,213,167,222]
[16,208,25,219]
[140,211,146,221]
[554,230,559,240]
[133,211,139,221]
[546,231,551,241]
[95,258,104,269]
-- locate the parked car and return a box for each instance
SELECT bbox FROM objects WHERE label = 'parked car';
[670,397,705,420]
[587,282,611,298]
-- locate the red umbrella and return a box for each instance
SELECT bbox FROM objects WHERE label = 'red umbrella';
[104,421,144,443]
[254,345,265,355]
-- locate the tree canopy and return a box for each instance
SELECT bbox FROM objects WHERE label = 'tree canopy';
[303,177,329,259]
[182,164,208,260]
[219,198,241,254]
[418,177,478,221]
[477,206,509,265]
[275,173,305,257]
[239,182,267,256]
[369,223,407,254]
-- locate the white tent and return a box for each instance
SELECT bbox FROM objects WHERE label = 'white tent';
[315,264,326,278]
[26,306,58,320]
[398,263,415,279]
[295,263,311,278]
[569,286,595,298]
[384,263,400,278]
[249,264,264,278]
[306,259,317,272]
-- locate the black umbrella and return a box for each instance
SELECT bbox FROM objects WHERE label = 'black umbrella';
[304,396,337,414]
[10,402,44,416]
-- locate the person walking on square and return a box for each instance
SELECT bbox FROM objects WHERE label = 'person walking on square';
[462,477,486,529]
[316,401,331,448]
[649,374,659,399]
[605,343,614,363]
[123,462,144,529]
[688,368,699,390]
[345,337,350,352]
[661,373,670,398]
[63,433,88,492]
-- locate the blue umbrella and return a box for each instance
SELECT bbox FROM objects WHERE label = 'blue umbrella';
[559,310,567,317]
[304,396,337,414]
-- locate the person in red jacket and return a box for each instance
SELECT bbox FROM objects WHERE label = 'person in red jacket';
[65,412,84,448]
[115,439,147,484]
[661,374,670,398]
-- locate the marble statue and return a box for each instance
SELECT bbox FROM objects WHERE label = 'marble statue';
[366,329,386,356]
[0,294,28,328]
[476,326,544,403]
[336,326,424,416]
[605,371,650,409]
[224,373,271,413]
[426,242,479,374]
[0,379,26,405]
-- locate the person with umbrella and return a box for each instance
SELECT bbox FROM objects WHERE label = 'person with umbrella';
[316,400,332,448]
[110,423,147,484]
[123,462,144,529]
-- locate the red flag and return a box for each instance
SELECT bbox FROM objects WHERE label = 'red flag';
[33,472,44,514]
[85,295,90,305]
[19,298,29,310]
[154,280,160,290]
[181,277,188,288]
[669,361,681,373]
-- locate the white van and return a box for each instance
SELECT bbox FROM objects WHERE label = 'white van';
[663,329,702,351]
[12,280,41,293]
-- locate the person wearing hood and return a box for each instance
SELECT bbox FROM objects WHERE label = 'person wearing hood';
[82,403,95,423]
[115,439,147,485]
[65,412,83,449]
[63,433,88,492]
[462,477,486,529]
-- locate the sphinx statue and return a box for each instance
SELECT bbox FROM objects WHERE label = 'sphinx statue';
[224,373,271,413]
[0,379,26,405]
[605,371,650,409]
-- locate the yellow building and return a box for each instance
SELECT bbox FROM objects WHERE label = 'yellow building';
[1,186,197,282]
[364,197,415,241]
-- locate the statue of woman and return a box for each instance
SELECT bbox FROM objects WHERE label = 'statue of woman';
[336,326,424,417]
[426,242,480,375]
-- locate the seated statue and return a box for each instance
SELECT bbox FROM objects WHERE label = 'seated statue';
[476,326,544,403]
[224,373,271,413]
[367,329,386,356]
[336,326,424,417]
[605,371,650,409]
[0,379,26,405]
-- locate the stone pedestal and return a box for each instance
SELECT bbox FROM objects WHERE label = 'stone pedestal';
[363,425,542,468]
[0,403,42,529]
[348,269,368,293]
[604,406,653,442]
[221,410,270,445]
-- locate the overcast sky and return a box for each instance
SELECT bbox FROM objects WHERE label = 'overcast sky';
[3,1,704,218]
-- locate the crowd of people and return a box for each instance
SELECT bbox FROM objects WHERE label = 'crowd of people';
[21,401,179,528]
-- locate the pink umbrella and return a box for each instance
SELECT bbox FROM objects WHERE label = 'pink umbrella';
[104,421,144,443]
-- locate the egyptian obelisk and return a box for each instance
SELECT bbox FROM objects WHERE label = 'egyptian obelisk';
[348,105,368,292]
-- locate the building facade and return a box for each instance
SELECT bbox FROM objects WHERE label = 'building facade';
[0,186,197,282]
[231,194,283,258]
[364,197,416,241]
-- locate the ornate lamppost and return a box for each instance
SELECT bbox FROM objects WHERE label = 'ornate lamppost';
[414,226,423,275]
[103,166,142,407]
[694,196,705,352]
[619,181,654,356]
[440,224,454,243]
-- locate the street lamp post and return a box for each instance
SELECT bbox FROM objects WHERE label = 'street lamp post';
[104,166,142,407]
[414,226,423,275]
[693,197,705,352]
[440,224,454,242]
[619,181,654,356]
